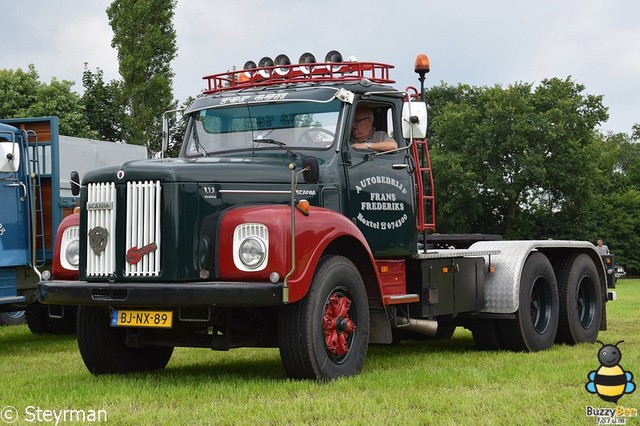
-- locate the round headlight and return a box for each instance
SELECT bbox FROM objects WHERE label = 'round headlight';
[65,239,80,267]
[239,237,266,269]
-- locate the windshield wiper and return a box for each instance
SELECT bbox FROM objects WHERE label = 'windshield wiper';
[252,138,299,158]
[253,138,287,148]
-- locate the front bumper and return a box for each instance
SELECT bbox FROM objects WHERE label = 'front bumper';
[38,280,284,307]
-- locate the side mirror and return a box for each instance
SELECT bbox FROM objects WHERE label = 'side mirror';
[162,108,185,158]
[401,101,428,139]
[161,113,170,158]
[70,171,80,196]
[0,142,21,173]
[302,156,319,184]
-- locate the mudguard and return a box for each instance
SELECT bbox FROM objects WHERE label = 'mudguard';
[469,240,606,314]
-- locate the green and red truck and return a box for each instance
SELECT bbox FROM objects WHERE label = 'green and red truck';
[39,52,614,379]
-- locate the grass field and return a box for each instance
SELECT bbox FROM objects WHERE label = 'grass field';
[1,280,638,425]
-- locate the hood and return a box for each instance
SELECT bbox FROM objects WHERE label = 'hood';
[83,156,301,185]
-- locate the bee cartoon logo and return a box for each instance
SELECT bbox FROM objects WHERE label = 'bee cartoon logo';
[586,340,636,403]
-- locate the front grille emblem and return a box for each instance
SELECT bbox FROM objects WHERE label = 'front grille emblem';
[88,226,109,256]
[126,242,158,265]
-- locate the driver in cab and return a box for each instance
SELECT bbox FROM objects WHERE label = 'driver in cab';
[350,106,398,152]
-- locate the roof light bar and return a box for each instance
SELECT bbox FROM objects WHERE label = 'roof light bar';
[202,51,395,94]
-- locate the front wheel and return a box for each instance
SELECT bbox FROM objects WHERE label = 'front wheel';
[279,255,370,380]
[77,306,173,375]
[499,252,559,352]
[25,303,76,334]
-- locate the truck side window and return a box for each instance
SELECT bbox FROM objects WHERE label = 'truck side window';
[351,104,399,152]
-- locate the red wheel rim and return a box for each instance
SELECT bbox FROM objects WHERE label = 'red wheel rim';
[323,289,356,361]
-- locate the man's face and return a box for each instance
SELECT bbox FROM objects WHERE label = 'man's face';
[351,112,373,140]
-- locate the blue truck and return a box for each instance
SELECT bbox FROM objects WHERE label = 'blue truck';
[0,116,146,332]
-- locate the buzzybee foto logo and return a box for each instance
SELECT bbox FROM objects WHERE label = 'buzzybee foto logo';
[585,341,637,424]
[586,341,636,403]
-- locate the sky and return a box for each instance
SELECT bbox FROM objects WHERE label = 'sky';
[1,0,639,134]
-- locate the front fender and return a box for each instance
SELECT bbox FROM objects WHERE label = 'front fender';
[218,205,378,303]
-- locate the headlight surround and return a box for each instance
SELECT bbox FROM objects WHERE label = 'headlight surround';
[233,223,269,271]
[60,225,80,270]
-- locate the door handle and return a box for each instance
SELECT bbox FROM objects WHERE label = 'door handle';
[6,182,27,201]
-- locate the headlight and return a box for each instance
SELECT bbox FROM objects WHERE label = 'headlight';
[239,237,266,269]
[65,239,80,267]
[60,225,80,270]
[233,223,269,271]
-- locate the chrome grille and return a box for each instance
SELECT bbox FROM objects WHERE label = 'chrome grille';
[124,180,162,277]
[86,182,116,276]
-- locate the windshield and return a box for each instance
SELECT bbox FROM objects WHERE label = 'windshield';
[184,99,341,156]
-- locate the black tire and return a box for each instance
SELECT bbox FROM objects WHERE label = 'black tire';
[278,255,370,380]
[25,303,51,334]
[77,306,173,375]
[25,303,77,334]
[499,252,559,352]
[471,320,504,351]
[0,311,26,326]
[555,254,602,344]
[46,306,77,335]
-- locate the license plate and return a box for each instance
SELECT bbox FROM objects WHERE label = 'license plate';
[111,309,173,328]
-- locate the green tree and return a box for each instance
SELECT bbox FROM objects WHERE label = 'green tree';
[0,66,39,116]
[579,131,640,274]
[427,78,608,238]
[0,65,94,137]
[107,0,177,152]
[81,65,125,142]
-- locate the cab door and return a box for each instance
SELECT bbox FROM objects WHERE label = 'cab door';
[343,100,417,257]
[0,129,30,268]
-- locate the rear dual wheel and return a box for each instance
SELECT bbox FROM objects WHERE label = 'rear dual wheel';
[472,252,603,351]
[555,254,602,344]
